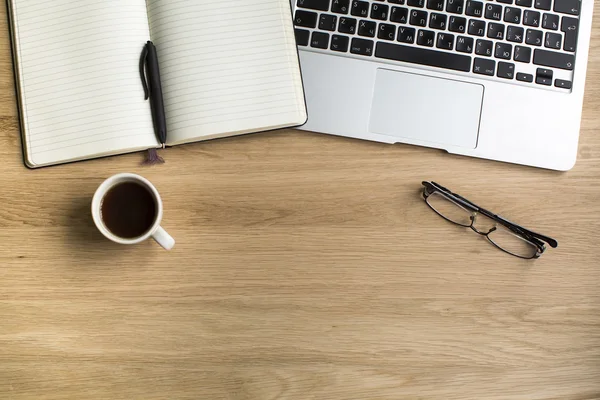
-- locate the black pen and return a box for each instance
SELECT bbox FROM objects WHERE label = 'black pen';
[140,41,167,148]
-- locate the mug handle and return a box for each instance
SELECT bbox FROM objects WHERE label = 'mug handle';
[153,226,175,250]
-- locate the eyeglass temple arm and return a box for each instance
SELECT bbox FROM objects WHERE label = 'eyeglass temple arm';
[494,215,558,248]
[428,182,558,249]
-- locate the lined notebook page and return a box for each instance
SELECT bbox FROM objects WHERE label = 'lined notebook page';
[146,0,306,145]
[10,0,157,167]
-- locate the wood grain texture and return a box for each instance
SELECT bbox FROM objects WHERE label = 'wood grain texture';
[1,2,600,400]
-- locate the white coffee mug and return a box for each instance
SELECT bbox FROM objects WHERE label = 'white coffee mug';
[92,173,175,250]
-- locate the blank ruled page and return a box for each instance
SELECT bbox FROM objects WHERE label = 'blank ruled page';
[9,0,157,167]
[146,0,306,145]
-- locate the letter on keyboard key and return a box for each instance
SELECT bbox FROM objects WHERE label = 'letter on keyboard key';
[297,0,331,11]
[456,36,474,53]
[436,33,455,50]
[350,38,375,56]
[533,49,574,70]
[446,0,465,14]
[375,42,472,72]
[358,20,377,37]
[466,1,483,17]
[397,26,416,43]
[351,0,370,17]
[332,0,350,14]
[484,3,502,20]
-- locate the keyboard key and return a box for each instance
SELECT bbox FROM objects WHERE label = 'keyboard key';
[339,17,358,33]
[294,10,318,28]
[311,31,330,48]
[534,0,551,10]
[554,0,580,15]
[295,28,310,46]
[410,9,429,26]
[516,72,534,82]
[468,19,486,36]
[514,45,532,62]
[487,22,505,39]
[388,0,406,3]
[497,0,513,4]
[446,0,464,14]
[504,7,522,24]
[545,32,562,49]
[437,32,455,49]
[534,49,574,70]
[390,7,409,23]
[475,39,493,56]
[417,29,436,46]
[497,61,515,78]
[350,37,375,55]
[523,10,541,26]
[429,13,448,29]
[375,41,472,71]
[332,0,351,14]
[526,29,543,46]
[351,1,370,17]
[535,67,553,85]
[358,20,377,37]
[297,0,331,11]
[507,26,524,42]
[330,34,350,51]
[495,42,512,59]
[542,13,560,30]
[449,16,467,33]
[408,0,426,7]
[555,79,572,89]
[466,1,484,17]
[397,26,417,43]
[473,57,495,75]
[484,3,502,20]
[371,3,389,20]
[561,16,578,52]
[427,0,445,11]
[516,0,533,6]
[456,36,474,53]
[378,23,397,40]
[319,14,338,31]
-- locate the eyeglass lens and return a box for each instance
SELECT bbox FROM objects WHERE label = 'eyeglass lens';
[426,191,538,259]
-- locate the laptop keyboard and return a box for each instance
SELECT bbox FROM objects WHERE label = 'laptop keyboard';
[293,0,581,90]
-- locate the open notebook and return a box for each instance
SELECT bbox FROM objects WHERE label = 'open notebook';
[8,0,306,168]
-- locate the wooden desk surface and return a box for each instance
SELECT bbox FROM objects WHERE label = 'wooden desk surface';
[1,4,600,400]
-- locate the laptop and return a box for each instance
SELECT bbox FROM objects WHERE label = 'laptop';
[291,0,591,171]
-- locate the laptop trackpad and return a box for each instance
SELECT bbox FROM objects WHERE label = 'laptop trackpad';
[369,69,483,149]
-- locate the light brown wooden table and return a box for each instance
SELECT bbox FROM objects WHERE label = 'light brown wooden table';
[1,3,600,400]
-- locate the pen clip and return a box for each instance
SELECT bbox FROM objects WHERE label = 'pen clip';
[139,42,150,100]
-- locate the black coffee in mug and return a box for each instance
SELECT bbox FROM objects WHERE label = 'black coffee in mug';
[101,182,157,239]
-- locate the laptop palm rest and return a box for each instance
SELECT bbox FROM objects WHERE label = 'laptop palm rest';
[369,69,484,149]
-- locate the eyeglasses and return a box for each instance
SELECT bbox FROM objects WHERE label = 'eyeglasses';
[422,181,558,259]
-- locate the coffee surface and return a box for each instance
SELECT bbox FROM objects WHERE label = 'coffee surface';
[101,182,157,239]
